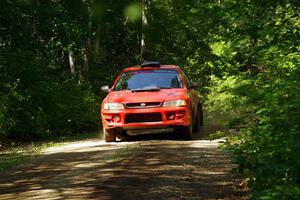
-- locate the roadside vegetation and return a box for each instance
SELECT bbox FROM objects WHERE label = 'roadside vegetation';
[1,0,299,199]
[0,132,100,172]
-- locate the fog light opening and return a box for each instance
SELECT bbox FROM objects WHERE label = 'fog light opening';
[166,112,176,120]
[112,114,121,123]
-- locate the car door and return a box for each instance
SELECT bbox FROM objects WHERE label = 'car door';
[180,69,199,119]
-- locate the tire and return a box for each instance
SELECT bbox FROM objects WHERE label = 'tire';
[194,105,203,132]
[182,124,193,139]
[117,130,128,141]
[103,127,116,142]
[175,124,193,140]
[199,105,204,126]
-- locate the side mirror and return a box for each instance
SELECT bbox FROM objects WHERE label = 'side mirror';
[101,85,110,92]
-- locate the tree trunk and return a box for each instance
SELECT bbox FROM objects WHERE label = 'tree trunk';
[80,0,92,82]
[141,0,148,63]
[80,47,88,81]
[68,50,75,77]
[94,24,100,58]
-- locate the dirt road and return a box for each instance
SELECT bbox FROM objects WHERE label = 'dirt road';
[0,132,248,200]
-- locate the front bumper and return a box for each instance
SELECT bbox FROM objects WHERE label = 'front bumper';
[101,107,191,130]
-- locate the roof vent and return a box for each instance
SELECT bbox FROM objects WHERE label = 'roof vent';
[141,61,161,68]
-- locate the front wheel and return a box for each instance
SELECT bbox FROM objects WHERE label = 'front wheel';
[175,124,193,140]
[103,127,116,142]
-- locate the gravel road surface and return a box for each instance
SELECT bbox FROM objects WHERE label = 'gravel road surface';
[0,131,248,200]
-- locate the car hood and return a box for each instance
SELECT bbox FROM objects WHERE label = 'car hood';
[106,89,187,103]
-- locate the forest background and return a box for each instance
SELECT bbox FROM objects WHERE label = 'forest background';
[1,0,299,199]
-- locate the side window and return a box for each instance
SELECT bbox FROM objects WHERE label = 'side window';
[180,70,191,88]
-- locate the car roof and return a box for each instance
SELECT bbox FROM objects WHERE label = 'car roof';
[122,65,180,72]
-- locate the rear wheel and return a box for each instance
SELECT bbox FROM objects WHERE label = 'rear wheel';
[194,105,203,132]
[199,105,204,126]
[103,127,116,142]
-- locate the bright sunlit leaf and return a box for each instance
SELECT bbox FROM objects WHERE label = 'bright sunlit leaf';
[124,3,142,23]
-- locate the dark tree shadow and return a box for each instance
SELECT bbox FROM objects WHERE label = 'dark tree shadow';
[0,138,248,200]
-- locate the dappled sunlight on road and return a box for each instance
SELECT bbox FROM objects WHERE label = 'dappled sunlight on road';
[44,139,137,154]
[0,132,248,200]
[88,140,246,199]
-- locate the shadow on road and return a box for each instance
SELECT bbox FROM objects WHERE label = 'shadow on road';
[0,132,248,200]
[89,142,248,200]
[119,125,221,142]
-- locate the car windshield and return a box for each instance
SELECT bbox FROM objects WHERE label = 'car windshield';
[113,69,183,91]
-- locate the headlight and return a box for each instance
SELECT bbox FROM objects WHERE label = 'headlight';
[163,100,186,107]
[103,103,125,110]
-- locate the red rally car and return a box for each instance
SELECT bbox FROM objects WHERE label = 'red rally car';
[101,62,203,142]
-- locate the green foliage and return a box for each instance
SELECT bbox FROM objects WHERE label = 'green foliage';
[0,131,99,172]
[205,75,252,126]
[124,3,142,22]
[203,1,300,199]
[227,66,300,199]
[0,0,127,141]
[1,0,300,198]
[0,152,31,172]
[1,76,100,140]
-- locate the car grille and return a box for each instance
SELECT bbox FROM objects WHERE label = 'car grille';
[124,102,161,108]
[125,113,162,123]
